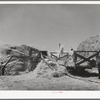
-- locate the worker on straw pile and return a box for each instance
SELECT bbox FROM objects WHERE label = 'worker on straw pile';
[59,43,64,58]
[69,48,75,62]
[69,48,74,56]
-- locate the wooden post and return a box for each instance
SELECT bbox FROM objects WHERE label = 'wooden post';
[74,51,77,66]
[1,56,13,75]
[28,48,33,71]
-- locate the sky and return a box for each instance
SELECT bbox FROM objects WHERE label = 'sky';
[0,4,100,52]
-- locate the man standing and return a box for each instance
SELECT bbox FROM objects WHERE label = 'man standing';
[69,48,74,56]
[69,48,75,63]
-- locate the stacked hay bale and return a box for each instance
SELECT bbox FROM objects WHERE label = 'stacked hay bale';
[0,44,41,75]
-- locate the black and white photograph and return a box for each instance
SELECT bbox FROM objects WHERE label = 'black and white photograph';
[0,3,100,91]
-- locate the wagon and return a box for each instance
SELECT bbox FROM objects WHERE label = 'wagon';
[73,50,100,70]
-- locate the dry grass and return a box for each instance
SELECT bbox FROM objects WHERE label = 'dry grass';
[0,62,100,90]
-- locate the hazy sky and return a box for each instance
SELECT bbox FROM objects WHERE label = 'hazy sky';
[0,4,100,52]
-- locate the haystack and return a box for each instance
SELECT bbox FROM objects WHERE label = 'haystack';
[0,44,41,75]
[77,35,100,57]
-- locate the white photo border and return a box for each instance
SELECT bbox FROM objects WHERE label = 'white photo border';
[0,1,100,99]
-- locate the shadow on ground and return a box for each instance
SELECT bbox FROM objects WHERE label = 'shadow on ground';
[67,67,99,78]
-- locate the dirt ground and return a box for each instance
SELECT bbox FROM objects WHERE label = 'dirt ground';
[0,67,100,90]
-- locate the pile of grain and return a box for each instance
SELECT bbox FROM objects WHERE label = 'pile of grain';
[34,60,67,78]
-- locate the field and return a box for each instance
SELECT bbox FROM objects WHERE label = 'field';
[0,44,100,90]
[0,67,100,90]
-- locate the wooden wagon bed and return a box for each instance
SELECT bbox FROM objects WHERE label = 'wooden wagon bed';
[74,50,100,69]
